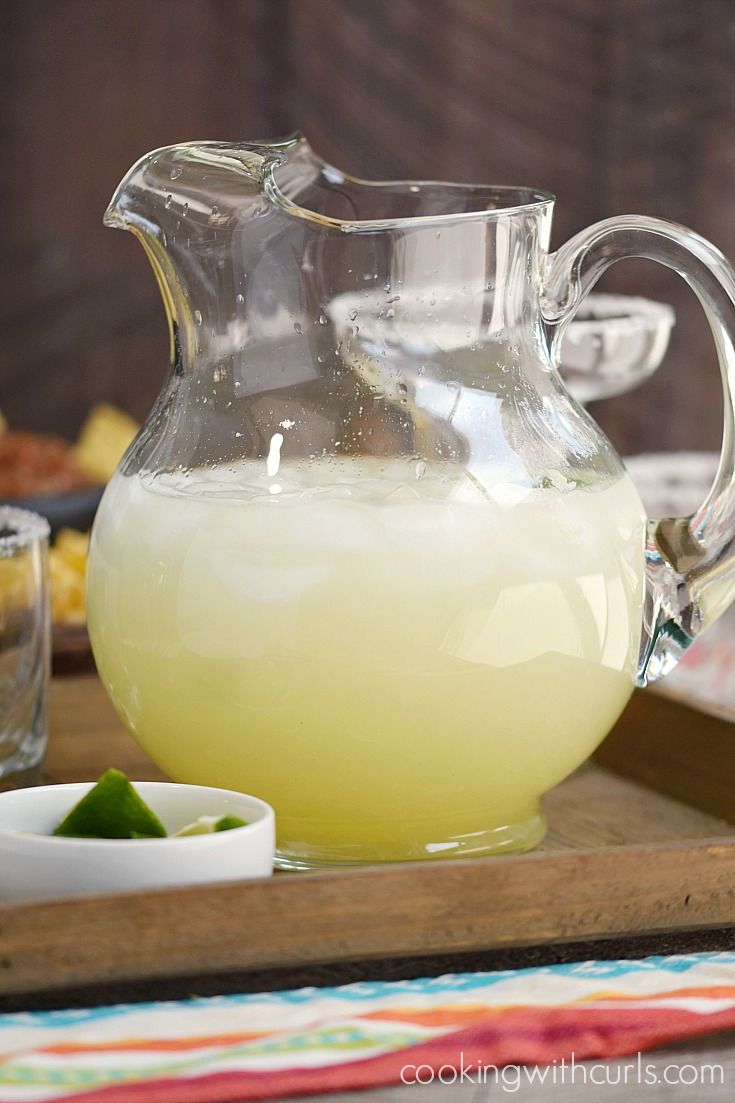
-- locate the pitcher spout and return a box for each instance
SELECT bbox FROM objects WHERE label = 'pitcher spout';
[104,137,305,232]
[104,139,307,370]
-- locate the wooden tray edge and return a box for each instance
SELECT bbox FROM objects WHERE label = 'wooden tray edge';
[2,835,734,997]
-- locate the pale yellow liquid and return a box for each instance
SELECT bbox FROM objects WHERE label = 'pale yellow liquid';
[87,460,646,865]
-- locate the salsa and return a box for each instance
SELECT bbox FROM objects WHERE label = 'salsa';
[0,431,92,499]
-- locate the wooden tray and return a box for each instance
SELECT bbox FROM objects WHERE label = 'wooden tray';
[2,676,735,1001]
[51,623,95,677]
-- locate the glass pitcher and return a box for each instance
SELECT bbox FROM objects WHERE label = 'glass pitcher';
[88,135,735,868]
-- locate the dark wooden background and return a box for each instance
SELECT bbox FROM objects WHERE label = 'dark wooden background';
[2,0,733,457]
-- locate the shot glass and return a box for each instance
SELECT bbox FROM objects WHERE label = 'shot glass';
[0,508,50,788]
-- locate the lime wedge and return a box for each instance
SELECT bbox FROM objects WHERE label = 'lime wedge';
[215,814,248,832]
[173,814,248,837]
[53,769,166,839]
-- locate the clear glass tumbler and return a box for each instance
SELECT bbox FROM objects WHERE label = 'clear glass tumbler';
[0,508,50,788]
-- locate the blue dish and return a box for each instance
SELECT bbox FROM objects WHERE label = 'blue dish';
[1,485,103,537]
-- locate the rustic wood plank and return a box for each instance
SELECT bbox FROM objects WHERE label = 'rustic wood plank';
[0,0,279,436]
[541,766,731,851]
[595,688,735,824]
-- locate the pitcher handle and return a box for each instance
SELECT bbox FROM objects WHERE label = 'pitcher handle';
[541,215,735,685]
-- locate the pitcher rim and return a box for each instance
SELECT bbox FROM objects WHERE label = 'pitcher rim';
[104,136,556,234]
[265,135,556,232]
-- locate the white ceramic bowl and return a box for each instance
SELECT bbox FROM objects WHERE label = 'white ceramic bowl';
[0,781,275,902]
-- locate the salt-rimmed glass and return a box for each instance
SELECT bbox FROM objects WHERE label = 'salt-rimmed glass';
[0,508,50,787]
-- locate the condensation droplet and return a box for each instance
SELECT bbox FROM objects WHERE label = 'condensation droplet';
[193,310,202,326]
[164,194,172,209]
[318,312,328,325]
[170,165,183,180]
[293,322,303,334]
[235,293,245,304]
[182,202,189,217]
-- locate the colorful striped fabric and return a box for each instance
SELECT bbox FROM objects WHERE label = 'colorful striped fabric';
[2,952,735,1102]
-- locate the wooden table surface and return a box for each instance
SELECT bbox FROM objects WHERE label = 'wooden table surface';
[19,677,735,1098]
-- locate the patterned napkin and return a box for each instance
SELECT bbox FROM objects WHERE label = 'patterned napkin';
[2,952,735,1102]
